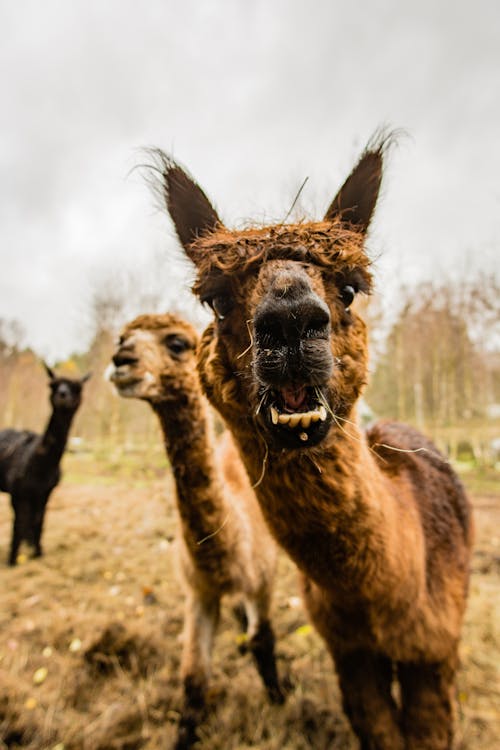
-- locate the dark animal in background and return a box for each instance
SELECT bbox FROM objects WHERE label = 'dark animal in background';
[154,135,473,750]
[0,364,90,565]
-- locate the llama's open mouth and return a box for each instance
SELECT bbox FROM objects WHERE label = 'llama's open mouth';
[259,384,331,448]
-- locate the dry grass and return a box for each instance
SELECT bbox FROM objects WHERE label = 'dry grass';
[0,451,499,749]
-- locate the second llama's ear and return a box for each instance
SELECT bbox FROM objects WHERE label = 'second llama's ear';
[157,153,222,261]
[43,362,55,380]
[324,143,384,234]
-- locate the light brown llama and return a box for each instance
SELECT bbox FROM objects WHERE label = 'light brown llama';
[109,313,283,749]
[152,139,474,750]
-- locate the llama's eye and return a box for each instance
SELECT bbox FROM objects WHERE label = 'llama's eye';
[165,335,190,355]
[211,294,233,320]
[340,285,356,310]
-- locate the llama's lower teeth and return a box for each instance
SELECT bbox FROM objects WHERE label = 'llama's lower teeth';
[269,404,328,428]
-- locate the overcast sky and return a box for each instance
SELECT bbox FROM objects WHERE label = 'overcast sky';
[1,0,499,360]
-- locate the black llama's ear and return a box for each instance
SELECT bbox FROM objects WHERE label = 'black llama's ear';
[43,362,56,380]
[151,151,222,260]
[81,372,92,384]
[324,143,384,234]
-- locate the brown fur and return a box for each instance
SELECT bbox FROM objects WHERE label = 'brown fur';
[110,313,283,749]
[155,136,473,749]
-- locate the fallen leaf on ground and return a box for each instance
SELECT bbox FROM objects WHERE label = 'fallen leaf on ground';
[33,666,48,685]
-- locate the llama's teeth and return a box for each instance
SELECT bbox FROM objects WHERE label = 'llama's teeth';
[288,413,303,428]
[270,406,279,425]
[299,432,309,441]
[300,414,312,429]
[318,405,327,421]
[310,411,321,422]
[278,413,291,424]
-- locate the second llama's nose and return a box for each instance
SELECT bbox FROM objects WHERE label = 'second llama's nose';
[112,343,137,367]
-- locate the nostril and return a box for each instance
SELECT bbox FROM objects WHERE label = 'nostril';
[255,316,284,346]
[299,296,331,339]
[112,349,137,367]
[304,310,331,339]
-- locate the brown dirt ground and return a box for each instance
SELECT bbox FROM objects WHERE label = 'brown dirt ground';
[0,455,499,750]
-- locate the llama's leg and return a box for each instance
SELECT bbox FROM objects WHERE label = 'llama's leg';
[175,591,220,750]
[32,495,49,557]
[8,495,28,566]
[8,516,22,566]
[398,656,457,750]
[244,595,284,704]
[334,649,404,750]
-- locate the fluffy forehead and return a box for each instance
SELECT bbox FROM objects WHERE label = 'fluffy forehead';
[190,220,370,280]
[121,313,198,344]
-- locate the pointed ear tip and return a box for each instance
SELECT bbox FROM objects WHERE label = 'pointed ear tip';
[365,126,404,160]
[141,147,181,190]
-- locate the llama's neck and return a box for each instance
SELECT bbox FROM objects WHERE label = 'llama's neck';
[40,408,77,466]
[152,392,229,556]
[235,415,422,603]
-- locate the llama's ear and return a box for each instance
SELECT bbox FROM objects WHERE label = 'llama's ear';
[154,153,222,260]
[43,362,55,380]
[324,145,384,234]
[81,372,92,384]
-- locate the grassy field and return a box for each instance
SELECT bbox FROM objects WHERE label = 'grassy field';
[0,449,499,749]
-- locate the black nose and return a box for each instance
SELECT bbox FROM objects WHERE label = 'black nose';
[254,288,331,346]
[112,348,137,367]
[253,270,333,387]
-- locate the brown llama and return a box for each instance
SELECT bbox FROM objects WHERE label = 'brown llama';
[151,138,474,750]
[109,313,283,749]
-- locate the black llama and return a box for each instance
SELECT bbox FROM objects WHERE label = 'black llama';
[0,364,90,565]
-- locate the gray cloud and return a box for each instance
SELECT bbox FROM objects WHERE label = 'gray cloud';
[1,0,499,358]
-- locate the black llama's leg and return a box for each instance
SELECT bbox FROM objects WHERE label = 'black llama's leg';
[175,593,220,750]
[8,517,21,566]
[398,656,457,750]
[334,649,404,750]
[8,494,28,566]
[32,493,50,558]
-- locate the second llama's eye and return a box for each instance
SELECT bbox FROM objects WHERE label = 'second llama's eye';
[340,285,356,310]
[165,335,190,355]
